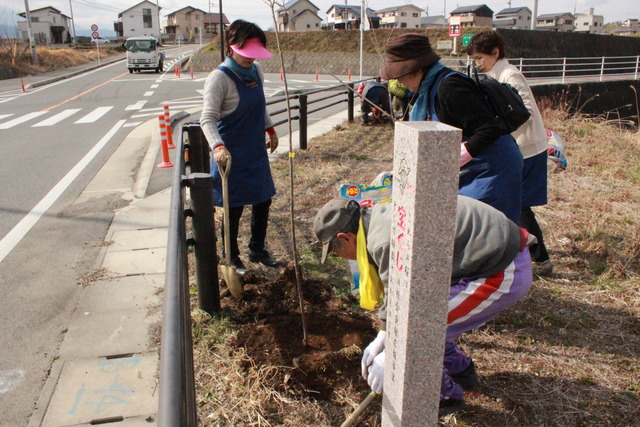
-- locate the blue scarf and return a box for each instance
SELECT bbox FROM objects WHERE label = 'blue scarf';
[409,62,445,121]
[224,56,258,83]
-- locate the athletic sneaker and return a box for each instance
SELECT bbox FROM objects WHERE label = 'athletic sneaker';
[230,257,248,276]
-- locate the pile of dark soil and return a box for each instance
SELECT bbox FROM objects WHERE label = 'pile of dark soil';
[222,265,378,402]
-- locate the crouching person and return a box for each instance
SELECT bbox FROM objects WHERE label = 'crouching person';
[357,81,392,125]
[313,195,533,416]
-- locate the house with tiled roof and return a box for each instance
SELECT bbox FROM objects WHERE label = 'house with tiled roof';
[536,12,575,32]
[325,5,380,30]
[376,4,424,29]
[17,6,71,44]
[164,6,229,40]
[493,7,532,30]
[277,0,323,32]
[449,4,493,27]
[115,0,161,38]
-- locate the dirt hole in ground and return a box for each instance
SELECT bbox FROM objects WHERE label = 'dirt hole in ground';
[221,264,377,401]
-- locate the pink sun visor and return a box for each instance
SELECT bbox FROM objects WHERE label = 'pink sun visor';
[230,37,272,59]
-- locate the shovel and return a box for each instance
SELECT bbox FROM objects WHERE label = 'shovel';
[219,154,243,298]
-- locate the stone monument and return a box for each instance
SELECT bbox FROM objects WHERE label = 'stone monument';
[382,121,461,426]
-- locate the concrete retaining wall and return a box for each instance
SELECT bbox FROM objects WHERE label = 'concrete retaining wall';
[188,51,385,76]
[532,80,639,124]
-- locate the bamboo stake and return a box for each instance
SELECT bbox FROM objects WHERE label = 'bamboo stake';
[264,0,308,346]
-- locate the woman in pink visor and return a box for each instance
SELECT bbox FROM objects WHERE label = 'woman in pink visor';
[200,19,280,274]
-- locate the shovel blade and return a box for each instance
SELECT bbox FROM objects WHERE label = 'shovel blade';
[221,265,243,298]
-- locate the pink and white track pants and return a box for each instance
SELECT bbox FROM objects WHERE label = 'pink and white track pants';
[441,249,533,401]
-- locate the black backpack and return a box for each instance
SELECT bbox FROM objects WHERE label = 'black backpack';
[466,65,531,132]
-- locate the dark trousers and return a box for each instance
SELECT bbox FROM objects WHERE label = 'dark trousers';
[361,88,392,123]
[520,206,549,263]
[222,198,271,260]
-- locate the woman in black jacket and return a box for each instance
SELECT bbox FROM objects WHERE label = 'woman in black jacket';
[382,33,523,223]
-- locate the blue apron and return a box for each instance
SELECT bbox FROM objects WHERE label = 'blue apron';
[428,71,523,224]
[211,66,276,208]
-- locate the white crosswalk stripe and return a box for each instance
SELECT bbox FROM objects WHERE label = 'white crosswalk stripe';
[75,106,113,124]
[125,100,147,110]
[32,108,81,127]
[0,112,47,129]
[0,114,14,121]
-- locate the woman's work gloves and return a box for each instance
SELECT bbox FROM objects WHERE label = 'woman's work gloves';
[267,133,278,153]
[362,330,386,394]
[213,145,230,167]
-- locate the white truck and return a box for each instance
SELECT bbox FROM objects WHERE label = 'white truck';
[125,37,164,73]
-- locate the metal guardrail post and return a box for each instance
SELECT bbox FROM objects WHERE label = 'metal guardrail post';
[185,173,220,314]
[299,94,308,150]
[562,57,567,84]
[183,122,210,174]
[347,82,354,122]
[636,56,639,80]
[600,57,605,82]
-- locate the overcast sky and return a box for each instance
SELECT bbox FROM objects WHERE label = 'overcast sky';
[0,0,636,37]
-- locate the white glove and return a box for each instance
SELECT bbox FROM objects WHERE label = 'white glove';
[367,351,385,394]
[361,330,386,380]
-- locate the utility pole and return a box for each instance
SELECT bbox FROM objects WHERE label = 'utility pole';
[344,0,348,29]
[23,0,36,64]
[68,0,77,45]
[219,0,224,62]
[156,0,161,43]
[359,0,364,79]
[531,0,538,30]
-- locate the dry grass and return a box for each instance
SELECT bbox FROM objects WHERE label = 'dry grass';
[191,105,640,425]
[0,43,120,77]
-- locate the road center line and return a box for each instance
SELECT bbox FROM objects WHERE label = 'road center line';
[0,120,126,264]
[43,72,128,111]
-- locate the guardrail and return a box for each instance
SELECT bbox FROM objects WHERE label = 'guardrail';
[265,78,377,149]
[158,122,218,427]
[440,55,640,83]
[157,78,376,424]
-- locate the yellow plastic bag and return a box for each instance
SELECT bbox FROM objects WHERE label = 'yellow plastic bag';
[357,218,385,310]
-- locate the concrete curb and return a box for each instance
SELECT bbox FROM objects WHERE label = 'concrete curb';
[26,57,125,90]
[28,110,187,427]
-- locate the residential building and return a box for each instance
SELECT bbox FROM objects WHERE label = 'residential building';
[536,12,575,32]
[277,0,323,32]
[164,7,228,40]
[574,8,604,34]
[449,4,494,28]
[17,6,71,44]
[376,4,423,29]
[493,7,532,30]
[421,15,446,28]
[623,19,639,28]
[114,0,161,39]
[325,5,380,30]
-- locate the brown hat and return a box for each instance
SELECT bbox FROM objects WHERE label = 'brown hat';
[313,199,360,263]
[382,33,441,80]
